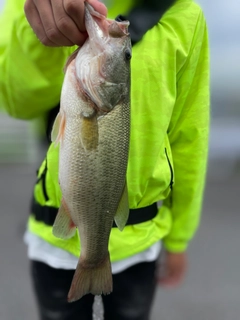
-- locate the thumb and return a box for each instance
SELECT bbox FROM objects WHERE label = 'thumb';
[87,0,108,17]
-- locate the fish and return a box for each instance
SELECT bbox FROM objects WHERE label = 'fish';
[51,2,131,302]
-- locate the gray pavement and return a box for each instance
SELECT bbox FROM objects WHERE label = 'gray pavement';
[0,163,240,320]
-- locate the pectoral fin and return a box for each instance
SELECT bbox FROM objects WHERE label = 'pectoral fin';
[52,199,76,239]
[51,112,66,145]
[80,114,99,151]
[114,183,129,231]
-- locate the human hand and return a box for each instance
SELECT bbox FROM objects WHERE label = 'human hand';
[24,0,107,47]
[157,251,187,287]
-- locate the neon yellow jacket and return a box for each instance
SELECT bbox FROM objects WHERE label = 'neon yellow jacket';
[0,0,210,259]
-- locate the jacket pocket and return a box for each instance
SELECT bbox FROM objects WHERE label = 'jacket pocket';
[165,148,174,190]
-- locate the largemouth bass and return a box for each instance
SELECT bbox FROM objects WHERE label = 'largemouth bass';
[51,2,131,302]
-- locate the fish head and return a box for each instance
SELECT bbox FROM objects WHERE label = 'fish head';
[75,2,131,113]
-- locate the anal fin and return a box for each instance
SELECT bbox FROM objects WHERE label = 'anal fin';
[114,182,129,231]
[52,199,76,239]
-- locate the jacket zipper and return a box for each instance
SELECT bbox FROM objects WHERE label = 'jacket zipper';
[165,148,174,190]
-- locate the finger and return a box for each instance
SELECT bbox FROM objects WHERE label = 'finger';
[34,0,74,46]
[63,0,86,32]
[88,0,108,17]
[158,267,185,287]
[24,0,56,46]
[51,0,87,46]
[158,274,182,287]
[63,0,107,33]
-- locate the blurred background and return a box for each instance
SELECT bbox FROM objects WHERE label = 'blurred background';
[0,0,239,319]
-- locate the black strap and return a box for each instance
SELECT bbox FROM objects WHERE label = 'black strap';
[116,0,176,45]
[31,197,158,227]
[112,202,159,227]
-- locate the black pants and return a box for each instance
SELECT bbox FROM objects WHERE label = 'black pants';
[31,260,157,320]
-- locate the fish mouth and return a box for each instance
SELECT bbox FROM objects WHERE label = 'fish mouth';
[108,20,130,38]
[85,2,130,39]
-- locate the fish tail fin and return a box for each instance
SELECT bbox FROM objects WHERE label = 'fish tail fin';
[68,253,112,302]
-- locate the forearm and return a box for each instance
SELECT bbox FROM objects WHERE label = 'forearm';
[163,127,209,252]
[162,13,210,252]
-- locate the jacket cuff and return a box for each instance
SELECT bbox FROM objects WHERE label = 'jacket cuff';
[162,237,189,253]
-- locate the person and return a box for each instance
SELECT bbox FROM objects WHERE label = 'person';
[0,0,210,319]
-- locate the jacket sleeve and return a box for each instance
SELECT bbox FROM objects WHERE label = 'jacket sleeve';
[162,10,210,252]
[0,0,75,119]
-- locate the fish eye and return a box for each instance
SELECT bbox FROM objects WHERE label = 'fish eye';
[124,49,132,61]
